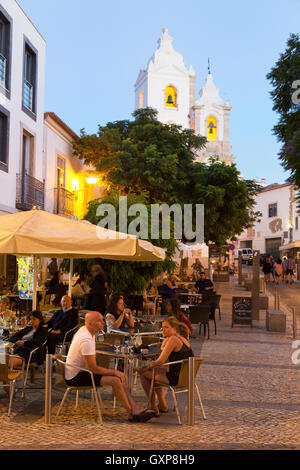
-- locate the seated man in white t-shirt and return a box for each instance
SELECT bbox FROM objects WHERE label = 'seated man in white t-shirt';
[65,311,156,423]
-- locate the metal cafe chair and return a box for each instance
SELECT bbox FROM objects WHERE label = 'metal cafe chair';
[0,354,24,416]
[21,340,48,398]
[54,354,103,424]
[148,357,206,425]
[55,325,79,355]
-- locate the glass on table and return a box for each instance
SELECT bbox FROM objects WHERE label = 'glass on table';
[114,339,121,353]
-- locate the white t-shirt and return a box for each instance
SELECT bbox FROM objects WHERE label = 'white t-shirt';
[65,326,95,380]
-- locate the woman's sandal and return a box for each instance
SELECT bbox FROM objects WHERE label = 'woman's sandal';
[132,409,156,422]
[158,406,168,413]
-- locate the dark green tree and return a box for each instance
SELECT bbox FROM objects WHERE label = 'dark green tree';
[184,157,261,246]
[267,33,300,186]
[70,108,260,291]
[63,192,177,295]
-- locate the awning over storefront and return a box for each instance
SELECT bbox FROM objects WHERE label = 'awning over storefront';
[279,240,300,251]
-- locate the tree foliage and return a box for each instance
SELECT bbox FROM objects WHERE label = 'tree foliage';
[82,192,176,294]
[267,33,300,187]
[70,108,260,291]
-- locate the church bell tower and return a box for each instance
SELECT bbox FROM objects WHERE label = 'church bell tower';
[134,28,195,129]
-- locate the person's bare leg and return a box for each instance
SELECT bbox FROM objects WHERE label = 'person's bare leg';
[155,387,168,411]
[122,384,147,415]
[140,368,169,411]
[100,376,132,415]
[100,377,147,417]
[140,371,156,408]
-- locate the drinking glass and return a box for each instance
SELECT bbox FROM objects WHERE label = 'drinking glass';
[114,339,121,354]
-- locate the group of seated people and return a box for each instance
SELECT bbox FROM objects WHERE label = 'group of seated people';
[3,273,212,424]
[2,295,78,370]
[105,294,193,335]
[1,289,195,424]
[64,310,194,422]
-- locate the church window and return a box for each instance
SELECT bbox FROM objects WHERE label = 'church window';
[207,116,217,141]
[165,85,177,108]
[139,89,143,109]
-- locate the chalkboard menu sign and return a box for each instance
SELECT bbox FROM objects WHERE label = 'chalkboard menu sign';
[232,296,252,327]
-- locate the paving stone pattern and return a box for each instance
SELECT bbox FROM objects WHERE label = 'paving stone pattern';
[0,276,299,450]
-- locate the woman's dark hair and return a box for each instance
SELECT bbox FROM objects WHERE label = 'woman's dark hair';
[167,298,181,320]
[106,295,123,318]
[164,316,190,339]
[29,310,44,324]
[276,258,282,264]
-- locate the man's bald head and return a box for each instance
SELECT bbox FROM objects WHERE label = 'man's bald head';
[85,311,104,334]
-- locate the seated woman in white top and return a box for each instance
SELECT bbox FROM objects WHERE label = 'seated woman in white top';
[105,295,135,333]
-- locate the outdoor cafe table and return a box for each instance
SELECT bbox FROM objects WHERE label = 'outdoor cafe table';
[109,325,163,338]
[133,315,166,323]
[180,304,191,311]
[178,293,202,299]
[96,344,161,392]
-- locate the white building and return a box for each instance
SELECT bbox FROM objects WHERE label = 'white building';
[0,0,46,215]
[44,112,103,221]
[135,28,234,164]
[236,182,298,259]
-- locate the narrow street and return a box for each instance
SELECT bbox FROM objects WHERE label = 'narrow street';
[242,264,300,316]
[0,274,299,450]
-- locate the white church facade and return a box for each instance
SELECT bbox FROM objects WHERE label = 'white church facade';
[134,28,234,164]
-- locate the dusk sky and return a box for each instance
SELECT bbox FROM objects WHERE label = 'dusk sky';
[18,0,300,184]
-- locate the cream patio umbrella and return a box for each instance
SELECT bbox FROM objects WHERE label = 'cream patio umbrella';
[0,209,165,308]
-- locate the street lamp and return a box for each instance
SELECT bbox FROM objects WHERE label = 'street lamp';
[85,177,99,185]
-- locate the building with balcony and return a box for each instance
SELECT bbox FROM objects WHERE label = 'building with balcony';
[43,112,103,220]
[0,0,45,215]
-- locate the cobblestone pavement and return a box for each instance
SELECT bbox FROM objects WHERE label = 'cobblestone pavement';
[0,276,299,450]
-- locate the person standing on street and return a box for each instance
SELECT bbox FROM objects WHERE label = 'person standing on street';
[274,258,283,285]
[282,256,288,283]
[85,265,107,314]
[286,254,296,285]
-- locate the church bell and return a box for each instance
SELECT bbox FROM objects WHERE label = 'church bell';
[167,95,174,104]
[208,121,216,133]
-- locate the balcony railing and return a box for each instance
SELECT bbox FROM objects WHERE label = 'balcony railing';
[23,79,33,110]
[0,54,6,88]
[16,172,45,211]
[53,187,74,217]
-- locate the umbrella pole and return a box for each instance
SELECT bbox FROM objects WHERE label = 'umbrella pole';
[33,255,37,310]
[68,257,74,297]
